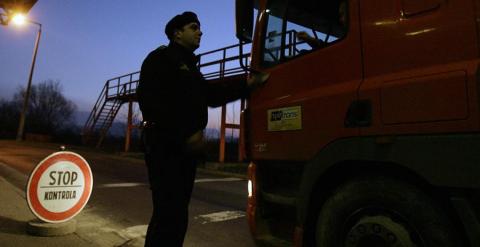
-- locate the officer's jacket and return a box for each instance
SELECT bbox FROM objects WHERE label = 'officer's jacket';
[137,42,248,144]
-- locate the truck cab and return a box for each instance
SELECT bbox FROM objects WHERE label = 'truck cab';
[237,0,480,246]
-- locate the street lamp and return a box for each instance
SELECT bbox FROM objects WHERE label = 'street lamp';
[11,12,26,25]
[1,12,42,141]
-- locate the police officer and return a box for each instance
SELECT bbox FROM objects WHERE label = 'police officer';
[137,11,268,247]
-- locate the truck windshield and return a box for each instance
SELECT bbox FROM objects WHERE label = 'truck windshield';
[262,0,348,67]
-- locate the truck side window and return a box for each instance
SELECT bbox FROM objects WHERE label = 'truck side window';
[262,0,348,67]
[264,15,284,63]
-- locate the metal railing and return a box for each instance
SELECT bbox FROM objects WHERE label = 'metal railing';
[83,42,250,146]
[197,43,250,79]
[83,82,107,136]
[105,71,140,100]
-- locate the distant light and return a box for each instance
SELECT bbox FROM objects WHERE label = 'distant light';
[266,9,271,13]
[248,180,253,197]
[11,13,27,26]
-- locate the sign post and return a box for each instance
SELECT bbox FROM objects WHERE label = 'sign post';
[26,151,93,235]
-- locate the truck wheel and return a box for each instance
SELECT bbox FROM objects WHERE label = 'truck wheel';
[314,176,464,247]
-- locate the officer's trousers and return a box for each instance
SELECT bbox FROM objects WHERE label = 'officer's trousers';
[143,130,197,247]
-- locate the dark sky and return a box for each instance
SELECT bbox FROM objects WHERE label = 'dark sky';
[0,0,242,128]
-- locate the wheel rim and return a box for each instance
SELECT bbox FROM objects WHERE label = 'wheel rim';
[343,208,424,247]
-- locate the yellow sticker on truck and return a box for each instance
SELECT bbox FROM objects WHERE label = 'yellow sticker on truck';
[267,106,302,131]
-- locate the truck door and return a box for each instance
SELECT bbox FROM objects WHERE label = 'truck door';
[248,0,364,160]
[358,0,479,136]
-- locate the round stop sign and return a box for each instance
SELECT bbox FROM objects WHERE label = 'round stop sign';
[26,151,93,223]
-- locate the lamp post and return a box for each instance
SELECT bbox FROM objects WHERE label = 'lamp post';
[16,20,41,141]
[1,13,42,141]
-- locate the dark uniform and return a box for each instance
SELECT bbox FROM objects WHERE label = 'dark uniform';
[137,40,248,246]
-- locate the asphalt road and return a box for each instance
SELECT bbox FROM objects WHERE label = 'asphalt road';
[86,167,255,247]
[0,142,255,247]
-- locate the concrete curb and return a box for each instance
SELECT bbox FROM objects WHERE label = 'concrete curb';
[26,219,77,236]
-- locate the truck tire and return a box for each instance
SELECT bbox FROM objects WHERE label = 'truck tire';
[314,175,464,247]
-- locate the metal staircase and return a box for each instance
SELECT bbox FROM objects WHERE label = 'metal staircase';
[82,72,140,147]
[82,43,250,148]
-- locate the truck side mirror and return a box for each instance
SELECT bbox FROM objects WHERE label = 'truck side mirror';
[236,0,254,42]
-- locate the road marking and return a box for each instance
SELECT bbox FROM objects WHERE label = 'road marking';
[195,210,246,224]
[194,178,243,183]
[96,183,147,188]
[96,177,243,188]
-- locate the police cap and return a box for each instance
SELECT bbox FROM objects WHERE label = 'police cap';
[165,11,200,40]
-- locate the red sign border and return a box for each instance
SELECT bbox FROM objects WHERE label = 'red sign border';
[26,151,93,223]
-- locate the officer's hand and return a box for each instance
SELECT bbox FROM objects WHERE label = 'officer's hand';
[247,71,269,89]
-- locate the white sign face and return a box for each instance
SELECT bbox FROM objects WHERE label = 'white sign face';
[37,161,85,213]
[27,151,93,223]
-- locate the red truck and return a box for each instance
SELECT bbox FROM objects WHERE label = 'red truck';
[234,0,480,246]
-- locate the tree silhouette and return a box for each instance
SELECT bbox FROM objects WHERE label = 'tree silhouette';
[13,79,77,135]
